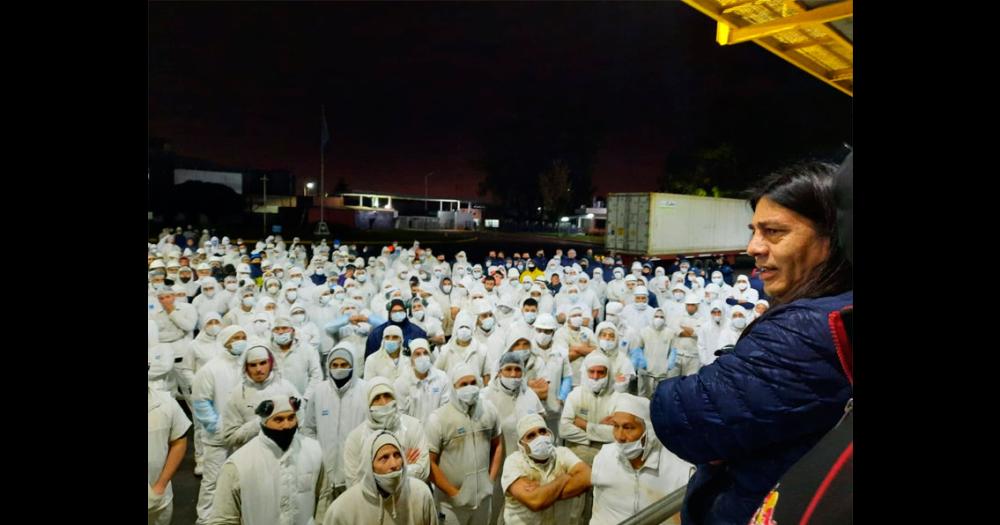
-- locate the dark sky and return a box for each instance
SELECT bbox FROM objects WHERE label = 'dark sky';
[148,1,852,201]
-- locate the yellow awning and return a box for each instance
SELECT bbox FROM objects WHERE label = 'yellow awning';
[682,0,853,96]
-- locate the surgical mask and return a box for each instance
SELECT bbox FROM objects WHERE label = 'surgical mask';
[267,286,280,294]
[473,271,483,278]
[205,324,222,337]
[225,282,238,292]
[356,274,367,282]
[500,376,522,392]
[457,385,480,405]
[253,321,269,334]
[523,281,533,291]
[673,292,685,302]
[374,469,403,494]
[613,380,629,393]
[712,277,723,285]
[316,268,325,275]
[286,291,298,302]
[480,317,495,331]
[390,312,407,323]
[412,310,425,321]
[535,332,553,347]
[526,434,554,461]
[732,317,747,329]
[634,301,648,310]
[585,376,607,394]
[569,316,583,328]
[203,289,216,298]
[330,367,352,380]
[260,424,297,451]
[442,285,453,294]
[737,282,748,291]
[370,400,398,427]
[334,292,346,301]
[712,314,722,324]
[618,433,646,460]
[653,318,665,329]
[273,332,293,345]
[413,355,432,374]
[568,293,579,302]
[167,272,179,280]
[291,313,306,324]
[242,297,257,308]
[512,350,530,363]
[523,312,537,325]
[384,340,401,353]
[456,327,473,341]
[228,340,248,356]
[290,277,303,286]
[319,295,332,305]
[599,339,617,352]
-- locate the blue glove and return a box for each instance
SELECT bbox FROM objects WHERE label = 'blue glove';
[666,348,678,371]
[726,298,739,306]
[629,347,648,370]
[192,399,219,434]
[558,376,573,401]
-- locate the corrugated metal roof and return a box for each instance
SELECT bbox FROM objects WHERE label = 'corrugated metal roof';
[684,0,853,96]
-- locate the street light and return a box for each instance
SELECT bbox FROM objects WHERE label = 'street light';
[305,182,315,196]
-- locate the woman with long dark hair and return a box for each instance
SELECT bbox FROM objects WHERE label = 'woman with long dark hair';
[649,160,853,525]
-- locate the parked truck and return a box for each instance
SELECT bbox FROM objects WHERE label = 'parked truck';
[605,192,753,257]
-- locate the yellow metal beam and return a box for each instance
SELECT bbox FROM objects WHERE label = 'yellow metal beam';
[716,1,853,45]
[828,68,853,81]
[755,36,853,96]
[781,37,833,51]
[790,1,853,52]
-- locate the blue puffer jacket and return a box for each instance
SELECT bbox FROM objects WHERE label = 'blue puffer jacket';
[651,291,853,525]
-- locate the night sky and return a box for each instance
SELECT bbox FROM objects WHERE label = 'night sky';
[148,1,852,201]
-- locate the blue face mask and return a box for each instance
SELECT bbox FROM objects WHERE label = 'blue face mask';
[384,340,401,354]
[390,312,407,323]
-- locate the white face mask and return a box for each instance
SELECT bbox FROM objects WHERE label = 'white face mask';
[456,327,473,342]
[412,310,425,321]
[456,384,479,405]
[228,340,247,356]
[569,316,583,328]
[634,301,648,310]
[585,376,608,394]
[500,376,522,392]
[523,311,537,324]
[413,355,432,374]
[732,317,747,329]
[242,296,256,308]
[356,274,367,282]
[535,332,553,347]
[618,432,646,460]
[286,291,298,302]
[374,469,402,494]
[291,313,306,324]
[525,434,554,461]
[319,295,332,305]
[390,312,407,323]
[203,289,216,298]
[225,282,238,292]
[273,332,293,345]
[480,317,495,331]
[653,317,665,329]
[268,286,280,295]
[737,282,748,291]
[712,277,723,285]
[442,285,453,294]
[205,324,222,336]
[330,367,352,380]
[370,400,398,427]
[599,339,617,352]
[334,292,346,301]
[712,314,722,324]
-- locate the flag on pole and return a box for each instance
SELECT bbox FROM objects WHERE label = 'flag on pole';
[321,105,330,149]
